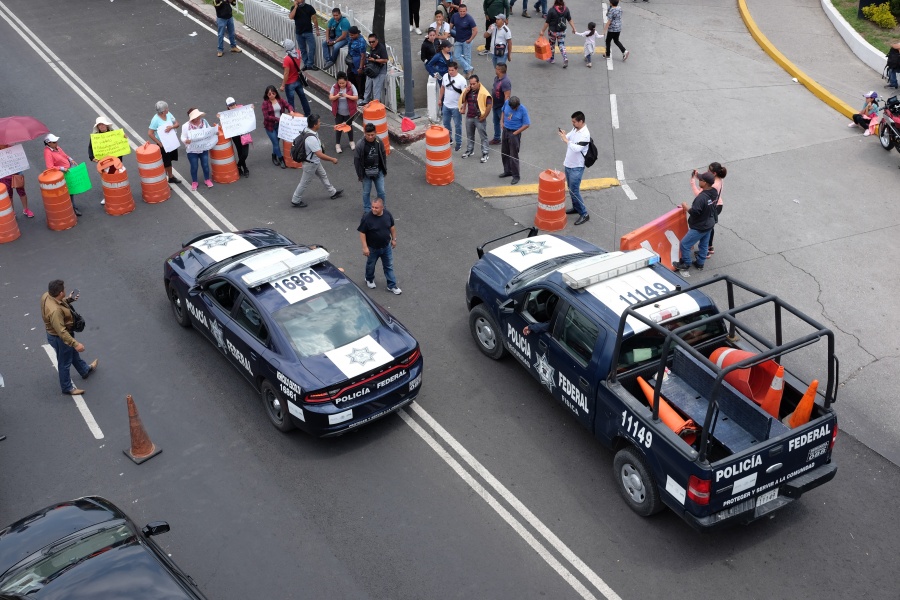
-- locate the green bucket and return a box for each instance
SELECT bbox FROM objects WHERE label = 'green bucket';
[63,162,92,195]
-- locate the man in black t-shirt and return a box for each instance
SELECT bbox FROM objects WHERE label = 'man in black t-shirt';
[289,0,320,70]
[357,199,401,295]
[353,124,388,213]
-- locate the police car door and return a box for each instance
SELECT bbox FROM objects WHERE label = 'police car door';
[201,279,251,380]
[228,294,266,384]
[511,287,564,392]
[546,303,605,429]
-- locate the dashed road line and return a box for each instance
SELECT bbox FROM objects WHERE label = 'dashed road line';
[609,94,619,129]
[42,345,104,440]
[615,160,637,200]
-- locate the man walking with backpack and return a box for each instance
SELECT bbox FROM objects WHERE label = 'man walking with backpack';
[290,114,344,207]
[559,111,590,225]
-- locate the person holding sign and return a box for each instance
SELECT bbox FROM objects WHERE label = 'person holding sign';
[88,117,125,163]
[262,85,294,169]
[147,101,181,184]
[181,108,215,191]
[0,144,32,218]
[224,97,251,178]
[43,134,82,217]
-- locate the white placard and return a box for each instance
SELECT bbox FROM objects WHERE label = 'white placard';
[0,144,30,179]
[184,126,218,153]
[277,114,308,142]
[218,104,256,138]
[158,126,181,153]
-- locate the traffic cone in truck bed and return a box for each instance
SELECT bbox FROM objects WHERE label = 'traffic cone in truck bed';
[759,364,785,418]
[710,347,783,410]
[784,380,818,428]
[637,376,698,445]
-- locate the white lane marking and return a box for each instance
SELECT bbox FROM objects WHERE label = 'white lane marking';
[615,160,637,200]
[42,344,104,440]
[0,1,235,232]
[409,402,623,600]
[609,94,619,129]
[606,57,613,71]
[398,410,599,600]
[602,3,608,23]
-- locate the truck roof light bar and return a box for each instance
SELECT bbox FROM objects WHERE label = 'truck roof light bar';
[560,248,660,289]
[242,248,330,287]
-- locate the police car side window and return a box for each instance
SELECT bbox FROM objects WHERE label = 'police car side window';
[235,298,268,343]
[556,307,599,366]
[522,288,560,323]
[207,280,239,313]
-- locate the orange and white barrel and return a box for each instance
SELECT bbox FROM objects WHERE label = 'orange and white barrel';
[97,157,136,216]
[0,183,22,244]
[38,169,77,231]
[533,169,567,231]
[136,142,170,204]
[424,125,453,185]
[363,100,391,156]
[210,125,240,184]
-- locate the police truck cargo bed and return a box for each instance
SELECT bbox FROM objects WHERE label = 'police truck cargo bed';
[466,229,838,530]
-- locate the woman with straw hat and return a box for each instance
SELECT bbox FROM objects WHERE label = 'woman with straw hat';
[180,108,214,191]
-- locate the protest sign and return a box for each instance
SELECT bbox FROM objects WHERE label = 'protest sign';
[90,130,131,159]
[218,104,256,138]
[158,127,180,153]
[185,126,219,152]
[0,144,29,179]
[63,163,92,194]
[278,114,308,142]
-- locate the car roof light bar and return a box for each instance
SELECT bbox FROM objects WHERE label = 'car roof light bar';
[242,247,330,287]
[560,248,660,289]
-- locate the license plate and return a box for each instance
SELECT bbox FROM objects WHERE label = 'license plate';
[756,489,778,507]
[409,373,422,392]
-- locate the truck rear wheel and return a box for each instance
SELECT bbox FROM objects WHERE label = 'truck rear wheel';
[469,305,506,360]
[613,446,663,517]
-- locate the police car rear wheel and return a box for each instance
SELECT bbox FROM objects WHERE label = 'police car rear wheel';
[261,380,295,432]
[469,305,505,360]
[168,284,191,328]
[613,446,662,516]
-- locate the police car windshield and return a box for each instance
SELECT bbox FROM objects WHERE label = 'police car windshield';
[507,251,601,291]
[272,284,383,358]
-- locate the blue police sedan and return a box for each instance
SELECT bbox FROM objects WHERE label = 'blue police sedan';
[164,229,423,436]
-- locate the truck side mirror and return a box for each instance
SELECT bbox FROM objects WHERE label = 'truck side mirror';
[142,521,171,537]
[499,299,516,314]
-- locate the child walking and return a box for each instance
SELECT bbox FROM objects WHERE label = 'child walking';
[574,22,602,67]
[603,0,629,62]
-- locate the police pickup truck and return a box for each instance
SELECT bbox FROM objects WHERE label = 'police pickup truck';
[465,229,838,529]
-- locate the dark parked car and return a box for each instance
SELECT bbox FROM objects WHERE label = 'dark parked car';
[0,496,206,599]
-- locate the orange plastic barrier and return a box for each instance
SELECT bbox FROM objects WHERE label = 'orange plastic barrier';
[363,101,391,156]
[533,169,566,231]
[424,125,454,185]
[136,142,170,204]
[97,157,135,216]
[710,348,783,416]
[637,376,698,445]
[210,125,240,184]
[534,36,551,60]
[619,206,689,270]
[282,139,302,169]
[0,184,22,244]
[38,169,77,231]
[784,380,818,429]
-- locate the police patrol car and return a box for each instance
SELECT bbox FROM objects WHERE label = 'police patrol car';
[164,229,423,436]
[466,229,838,529]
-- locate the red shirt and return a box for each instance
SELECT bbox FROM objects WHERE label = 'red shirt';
[283,55,301,85]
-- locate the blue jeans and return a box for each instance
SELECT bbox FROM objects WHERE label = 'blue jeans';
[454,41,472,73]
[532,0,547,15]
[362,172,386,212]
[266,128,283,158]
[565,166,586,216]
[322,38,348,64]
[889,67,898,88]
[365,245,397,289]
[217,17,236,52]
[187,151,211,183]
[285,80,312,116]
[296,32,317,68]
[679,228,712,266]
[492,104,503,141]
[442,105,462,149]
[47,333,89,393]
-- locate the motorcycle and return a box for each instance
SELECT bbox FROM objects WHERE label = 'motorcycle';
[878,96,900,155]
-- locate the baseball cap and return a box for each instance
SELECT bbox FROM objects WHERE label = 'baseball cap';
[226,96,236,106]
[495,13,506,20]
[865,90,878,99]
[699,172,716,186]
[45,133,60,142]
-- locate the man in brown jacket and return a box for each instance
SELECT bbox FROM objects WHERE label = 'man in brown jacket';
[41,280,98,395]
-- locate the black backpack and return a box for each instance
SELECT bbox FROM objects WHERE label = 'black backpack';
[579,138,599,168]
[290,130,316,163]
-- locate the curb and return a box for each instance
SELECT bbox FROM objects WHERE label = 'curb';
[169,0,428,144]
[737,0,855,119]
[474,177,619,198]
[821,0,887,75]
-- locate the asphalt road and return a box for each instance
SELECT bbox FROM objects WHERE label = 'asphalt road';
[1,1,898,599]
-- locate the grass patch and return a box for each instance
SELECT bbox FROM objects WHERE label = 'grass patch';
[831,0,900,53]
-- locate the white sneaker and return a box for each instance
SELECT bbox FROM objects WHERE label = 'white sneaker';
[100,199,106,205]
[415,28,422,35]
[366,279,376,289]
[409,25,414,31]
[864,130,872,136]
[336,144,342,154]
[623,50,630,61]
[349,141,356,150]
[387,286,402,295]
[848,122,856,127]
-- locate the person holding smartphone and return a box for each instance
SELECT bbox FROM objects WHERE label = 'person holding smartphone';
[40,280,98,396]
[329,72,359,154]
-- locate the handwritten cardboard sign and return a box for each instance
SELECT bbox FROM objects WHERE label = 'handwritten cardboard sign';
[278,114,308,142]
[90,130,131,159]
[218,104,257,138]
[0,144,29,179]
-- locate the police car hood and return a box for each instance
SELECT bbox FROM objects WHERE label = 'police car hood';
[297,322,415,388]
[477,234,602,287]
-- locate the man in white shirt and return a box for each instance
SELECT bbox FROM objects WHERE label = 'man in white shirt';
[558,110,590,225]
[440,62,468,151]
[430,10,452,41]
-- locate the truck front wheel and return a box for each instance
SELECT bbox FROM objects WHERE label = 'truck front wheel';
[613,446,663,517]
[469,305,506,360]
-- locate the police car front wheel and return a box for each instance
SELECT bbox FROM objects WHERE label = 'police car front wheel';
[168,283,191,328]
[613,446,663,517]
[469,305,506,360]
[260,380,295,433]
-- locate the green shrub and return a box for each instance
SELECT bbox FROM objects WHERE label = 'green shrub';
[862,2,898,28]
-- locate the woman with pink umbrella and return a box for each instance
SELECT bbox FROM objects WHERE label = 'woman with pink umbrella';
[0,115,50,219]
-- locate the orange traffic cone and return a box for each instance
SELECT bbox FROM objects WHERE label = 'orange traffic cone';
[637,376,698,445]
[784,380,818,429]
[123,395,162,464]
[759,364,784,418]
